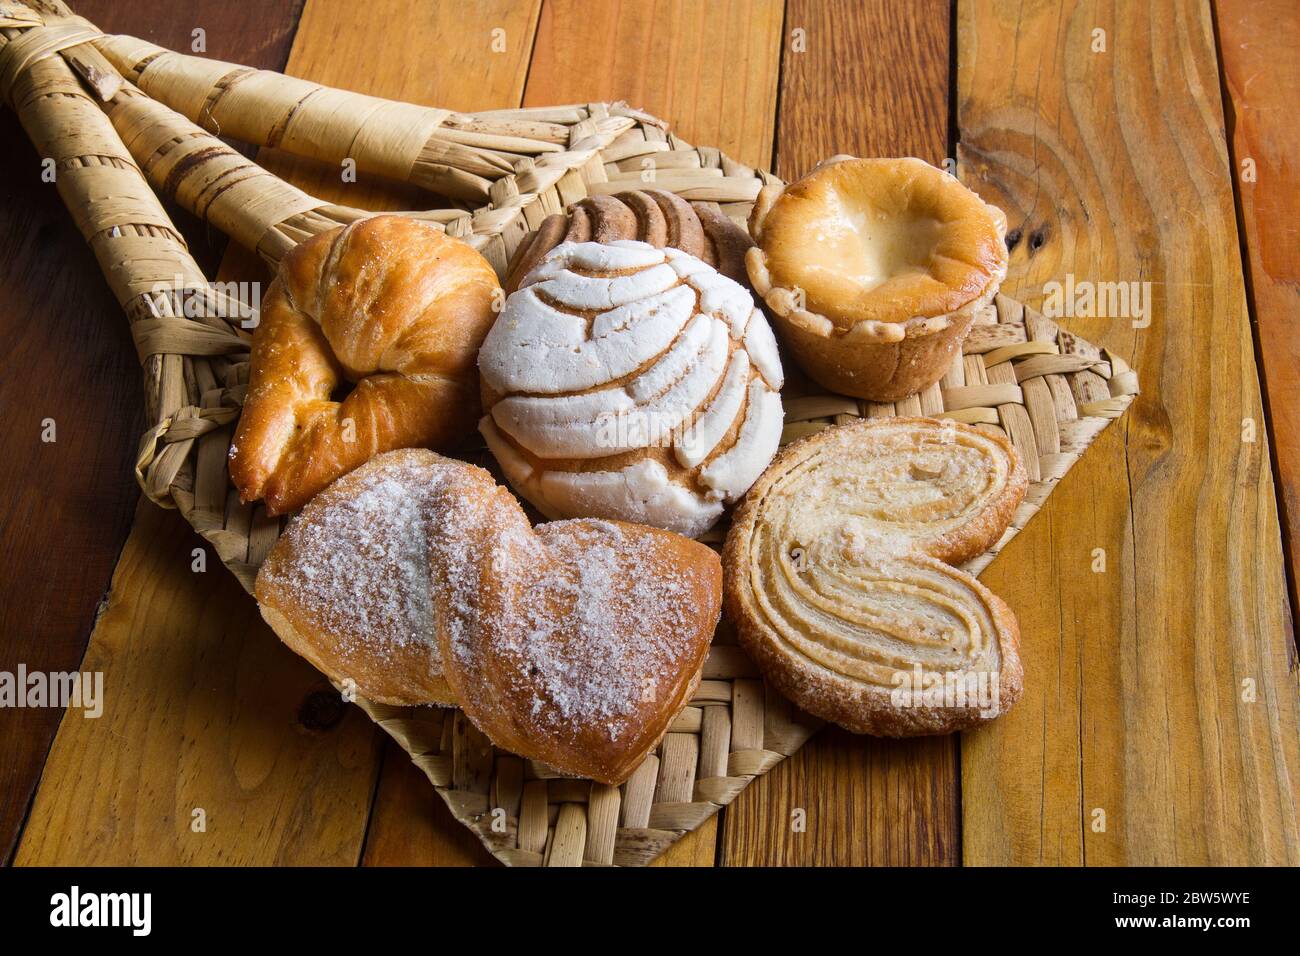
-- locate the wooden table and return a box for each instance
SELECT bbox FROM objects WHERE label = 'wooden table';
[2,0,1296,867]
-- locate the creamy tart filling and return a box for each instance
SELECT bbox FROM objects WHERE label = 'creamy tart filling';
[748,156,1008,339]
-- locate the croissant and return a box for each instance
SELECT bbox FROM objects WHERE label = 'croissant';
[479,239,785,537]
[229,215,500,515]
[724,417,1027,736]
[255,449,721,785]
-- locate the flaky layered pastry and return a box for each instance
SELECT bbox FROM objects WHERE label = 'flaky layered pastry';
[229,215,500,515]
[504,190,754,293]
[747,157,1008,402]
[255,448,721,785]
[724,417,1027,735]
[479,240,785,537]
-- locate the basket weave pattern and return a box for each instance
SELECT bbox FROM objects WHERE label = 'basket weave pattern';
[0,3,1137,866]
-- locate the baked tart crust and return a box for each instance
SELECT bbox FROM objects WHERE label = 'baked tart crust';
[747,157,1008,401]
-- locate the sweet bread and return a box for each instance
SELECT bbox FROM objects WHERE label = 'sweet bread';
[429,473,720,785]
[479,239,785,537]
[229,215,500,515]
[723,417,1026,735]
[746,157,1008,402]
[254,449,470,706]
[255,447,721,785]
[504,190,753,293]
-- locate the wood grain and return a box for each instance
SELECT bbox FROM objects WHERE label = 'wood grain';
[524,0,783,170]
[0,0,302,866]
[773,0,951,175]
[1215,0,1300,630]
[15,502,380,865]
[289,0,539,111]
[957,0,1299,865]
[720,0,960,866]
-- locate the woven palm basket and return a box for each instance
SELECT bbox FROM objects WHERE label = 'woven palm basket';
[2,2,1137,867]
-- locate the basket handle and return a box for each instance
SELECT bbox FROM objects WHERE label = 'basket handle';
[92,32,566,202]
[1,2,251,515]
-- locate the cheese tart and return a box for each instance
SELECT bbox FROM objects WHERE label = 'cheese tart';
[746,157,1008,402]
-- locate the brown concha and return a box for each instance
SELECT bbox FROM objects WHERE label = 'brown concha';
[504,189,754,292]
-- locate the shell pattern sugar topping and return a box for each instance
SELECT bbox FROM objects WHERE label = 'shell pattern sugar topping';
[479,240,785,537]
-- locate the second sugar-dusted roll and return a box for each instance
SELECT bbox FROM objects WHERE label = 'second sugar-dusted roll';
[478,240,785,537]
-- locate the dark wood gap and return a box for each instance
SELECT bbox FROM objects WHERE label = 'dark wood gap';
[1208,0,1300,647]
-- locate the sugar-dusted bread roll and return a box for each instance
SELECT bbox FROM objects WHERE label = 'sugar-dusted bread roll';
[255,447,721,785]
[724,417,1027,735]
[478,240,785,537]
[429,477,721,785]
[254,449,471,706]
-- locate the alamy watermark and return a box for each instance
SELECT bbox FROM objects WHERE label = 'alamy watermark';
[1042,273,1151,328]
[150,274,261,329]
[594,410,707,456]
[890,663,1002,718]
[50,886,150,936]
[0,666,103,718]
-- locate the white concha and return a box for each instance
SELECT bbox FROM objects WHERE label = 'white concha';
[478,240,785,537]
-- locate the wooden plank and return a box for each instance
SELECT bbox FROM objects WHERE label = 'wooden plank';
[1215,0,1300,627]
[771,0,951,174]
[957,0,1299,865]
[0,0,303,866]
[360,740,496,866]
[15,502,381,865]
[521,0,784,866]
[288,0,539,112]
[720,0,960,866]
[524,0,784,170]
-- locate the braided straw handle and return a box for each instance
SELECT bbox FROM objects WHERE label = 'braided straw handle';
[99,80,475,267]
[1,5,252,502]
[94,33,540,202]
[1,2,274,589]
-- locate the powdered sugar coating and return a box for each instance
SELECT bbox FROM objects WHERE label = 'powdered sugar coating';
[259,452,460,667]
[430,488,717,751]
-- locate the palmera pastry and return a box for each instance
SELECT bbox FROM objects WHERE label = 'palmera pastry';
[723,417,1027,736]
[479,240,785,537]
[256,448,721,785]
[746,157,1008,402]
[229,215,500,515]
[504,190,754,293]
